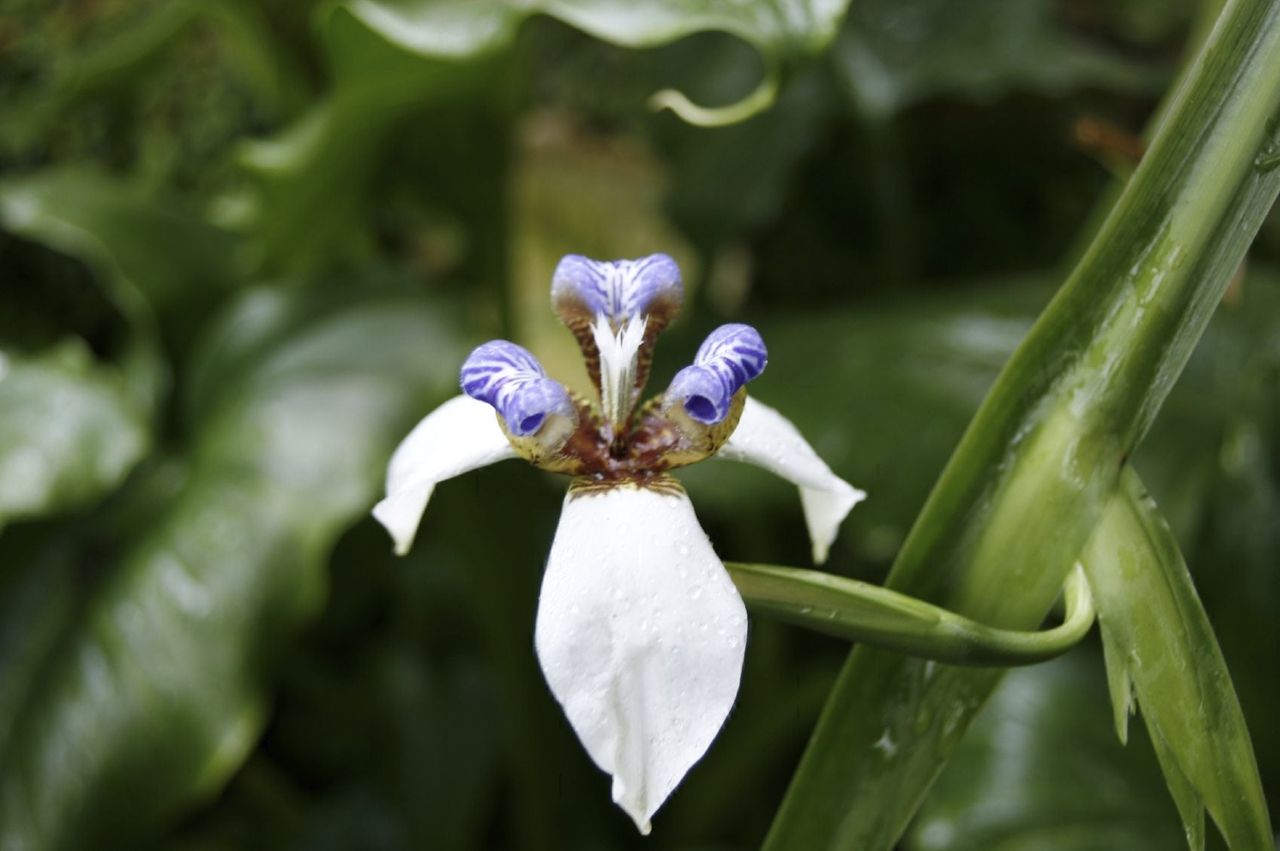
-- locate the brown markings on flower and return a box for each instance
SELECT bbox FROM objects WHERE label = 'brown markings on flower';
[552,289,683,406]
[567,473,686,500]
[518,387,748,490]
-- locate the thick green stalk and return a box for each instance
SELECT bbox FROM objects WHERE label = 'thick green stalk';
[766,2,1280,848]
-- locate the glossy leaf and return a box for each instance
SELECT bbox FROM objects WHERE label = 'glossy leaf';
[336,0,850,128]
[0,532,77,761]
[767,4,1280,849]
[1081,468,1270,850]
[350,0,848,55]
[229,9,502,273]
[0,290,464,849]
[0,342,148,528]
[0,168,238,320]
[906,653,1185,851]
[833,0,1163,120]
[235,0,853,269]
[0,167,238,412]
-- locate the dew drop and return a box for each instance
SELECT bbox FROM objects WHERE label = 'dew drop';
[1256,143,1280,173]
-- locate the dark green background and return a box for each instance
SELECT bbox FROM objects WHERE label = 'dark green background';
[1,1,1275,848]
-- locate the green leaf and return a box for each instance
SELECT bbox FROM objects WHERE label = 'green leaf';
[0,342,148,528]
[234,0,854,269]
[833,0,1164,120]
[766,4,1280,849]
[0,532,77,760]
[344,0,849,67]
[228,8,506,273]
[344,0,830,123]
[1081,468,1270,850]
[0,289,465,849]
[0,168,238,322]
[906,653,1185,851]
[341,0,849,125]
[3,0,301,148]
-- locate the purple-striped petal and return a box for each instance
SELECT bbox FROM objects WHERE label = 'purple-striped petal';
[552,254,683,326]
[666,324,767,424]
[459,341,574,436]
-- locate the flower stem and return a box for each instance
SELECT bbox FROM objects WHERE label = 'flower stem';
[726,562,1093,666]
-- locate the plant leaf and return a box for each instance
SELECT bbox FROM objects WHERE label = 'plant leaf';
[2,0,301,151]
[234,0,853,270]
[0,342,148,528]
[1081,467,1270,850]
[906,653,1185,851]
[0,168,238,322]
[834,0,1164,121]
[0,289,464,849]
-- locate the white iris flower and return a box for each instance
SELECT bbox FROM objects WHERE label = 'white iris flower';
[373,254,864,833]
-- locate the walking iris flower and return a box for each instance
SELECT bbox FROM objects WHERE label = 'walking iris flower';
[373,254,864,833]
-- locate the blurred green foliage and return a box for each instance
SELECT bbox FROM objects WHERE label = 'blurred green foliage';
[0,0,1275,849]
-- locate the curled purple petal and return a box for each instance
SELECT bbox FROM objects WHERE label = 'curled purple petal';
[552,253,683,325]
[460,341,574,436]
[666,324,767,424]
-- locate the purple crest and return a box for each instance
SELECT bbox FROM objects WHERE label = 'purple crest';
[551,254,683,324]
[666,324,767,424]
[460,341,574,436]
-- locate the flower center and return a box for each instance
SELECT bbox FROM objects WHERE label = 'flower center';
[591,313,648,433]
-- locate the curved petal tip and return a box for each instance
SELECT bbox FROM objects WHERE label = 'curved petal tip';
[373,395,516,554]
[802,477,867,564]
[718,396,864,565]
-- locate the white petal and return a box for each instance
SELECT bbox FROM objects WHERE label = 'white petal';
[535,485,747,833]
[717,396,865,564]
[372,395,516,555]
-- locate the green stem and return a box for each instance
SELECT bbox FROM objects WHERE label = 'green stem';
[766,1,1280,848]
[727,563,1093,666]
[647,67,779,127]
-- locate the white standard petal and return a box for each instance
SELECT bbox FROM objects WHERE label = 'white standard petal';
[717,396,866,564]
[535,484,747,834]
[372,395,516,555]
[591,313,647,427]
